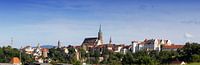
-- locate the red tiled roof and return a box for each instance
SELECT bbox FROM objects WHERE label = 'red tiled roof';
[163,45,184,49]
[11,57,20,64]
[75,46,81,49]
[41,48,48,52]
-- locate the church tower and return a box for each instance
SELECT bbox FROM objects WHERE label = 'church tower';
[97,24,103,45]
[58,40,61,48]
[108,36,112,47]
[109,37,112,44]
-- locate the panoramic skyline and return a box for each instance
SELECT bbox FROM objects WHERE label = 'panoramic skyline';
[0,0,200,48]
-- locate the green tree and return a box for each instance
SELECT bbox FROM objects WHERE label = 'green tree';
[191,54,200,62]
[178,42,200,62]
[122,51,135,64]
[122,51,158,65]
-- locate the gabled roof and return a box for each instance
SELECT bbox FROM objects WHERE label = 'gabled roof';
[138,39,154,45]
[82,37,98,45]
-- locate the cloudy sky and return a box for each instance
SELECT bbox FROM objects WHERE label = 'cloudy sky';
[0,0,200,48]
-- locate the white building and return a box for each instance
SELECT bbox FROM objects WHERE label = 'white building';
[132,39,172,53]
[23,46,34,54]
[33,44,42,57]
[114,45,124,53]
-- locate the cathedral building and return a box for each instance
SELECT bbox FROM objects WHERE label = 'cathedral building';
[82,25,104,50]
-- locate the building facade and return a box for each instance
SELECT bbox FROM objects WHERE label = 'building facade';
[132,39,173,53]
[82,25,104,50]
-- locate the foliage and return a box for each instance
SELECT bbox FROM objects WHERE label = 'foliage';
[1,42,200,65]
[73,60,81,65]
[0,46,20,63]
[122,51,158,65]
[48,47,78,63]
[21,53,34,64]
[0,45,35,64]
[187,62,200,65]
[178,42,200,62]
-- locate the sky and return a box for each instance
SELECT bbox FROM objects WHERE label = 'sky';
[0,0,200,48]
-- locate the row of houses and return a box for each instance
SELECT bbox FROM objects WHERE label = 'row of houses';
[132,39,184,53]
[22,43,49,63]
[21,25,184,64]
[81,25,184,54]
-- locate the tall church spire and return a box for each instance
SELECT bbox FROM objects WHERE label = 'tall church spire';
[36,43,40,49]
[99,24,102,32]
[108,37,112,47]
[58,40,61,48]
[109,36,112,44]
[97,24,103,45]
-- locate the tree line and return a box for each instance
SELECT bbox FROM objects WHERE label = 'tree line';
[0,42,200,65]
[47,42,200,65]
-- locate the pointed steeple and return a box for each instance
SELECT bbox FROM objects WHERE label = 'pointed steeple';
[36,43,40,49]
[97,24,103,45]
[37,43,39,47]
[58,40,61,48]
[109,36,112,44]
[99,24,102,32]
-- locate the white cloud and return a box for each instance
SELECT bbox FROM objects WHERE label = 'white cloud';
[184,33,193,38]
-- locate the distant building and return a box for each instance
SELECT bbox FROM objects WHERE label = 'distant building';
[131,39,174,53]
[114,44,124,53]
[82,25,104,50]
[33,43,42,58]
[42,48,49,58]
[22,46,34,54]
[58,40,61,48]
[33,43,49,63]
[97,24,103,45]
[107,37,113,51]
[82,37,98,48]
[63,48,69,54]
[162,44,184,51]
[121,45,132,54]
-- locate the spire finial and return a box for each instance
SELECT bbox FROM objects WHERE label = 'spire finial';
[97,24,103,45]
[99,24,102,32]
[58,40,61,48]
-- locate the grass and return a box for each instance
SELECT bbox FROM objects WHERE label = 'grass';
[187,62,200,65]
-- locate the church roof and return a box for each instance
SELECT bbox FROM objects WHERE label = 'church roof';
[82,37,98,45]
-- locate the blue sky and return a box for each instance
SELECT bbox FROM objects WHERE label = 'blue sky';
[0,0,200,48]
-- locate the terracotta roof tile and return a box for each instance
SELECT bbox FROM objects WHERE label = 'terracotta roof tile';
[41,48,48,52]
[163,45,184,49]
[11,57,20,64]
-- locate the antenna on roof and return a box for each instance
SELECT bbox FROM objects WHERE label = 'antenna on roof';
[10,37,13,47]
